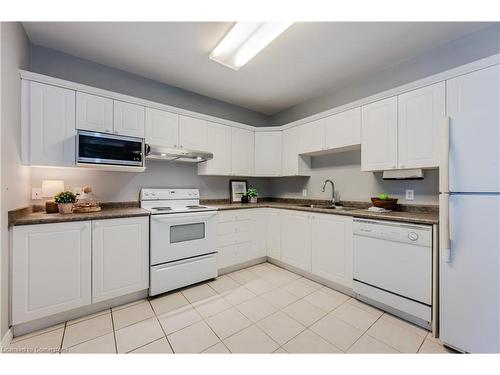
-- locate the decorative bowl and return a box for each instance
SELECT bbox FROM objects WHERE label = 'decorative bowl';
[371,197,398,210]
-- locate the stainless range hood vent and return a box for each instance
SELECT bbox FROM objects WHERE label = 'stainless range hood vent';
[145,144,213,163]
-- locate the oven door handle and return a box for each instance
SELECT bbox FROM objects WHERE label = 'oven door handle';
[151,211,218,221]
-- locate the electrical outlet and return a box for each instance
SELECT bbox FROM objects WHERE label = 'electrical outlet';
[405,189,415,201]
[31,188,43,200]
[302,189,307,197]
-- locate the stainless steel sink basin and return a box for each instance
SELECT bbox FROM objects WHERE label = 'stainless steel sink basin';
[297,204,357,211]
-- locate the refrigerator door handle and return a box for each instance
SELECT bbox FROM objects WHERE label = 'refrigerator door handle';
[442,193,451,263]
[440,116,450,193]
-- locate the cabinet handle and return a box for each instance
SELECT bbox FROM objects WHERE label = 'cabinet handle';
[400,164,405,168]
[392,165,397,169]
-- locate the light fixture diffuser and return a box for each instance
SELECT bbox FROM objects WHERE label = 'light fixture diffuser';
[210,22,293,71]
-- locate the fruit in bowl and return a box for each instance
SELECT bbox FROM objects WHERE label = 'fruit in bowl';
[371,194,398,210]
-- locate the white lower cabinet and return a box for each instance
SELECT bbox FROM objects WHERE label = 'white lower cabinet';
[266,209,281,260]
[280,211,312,272]
[92,217,149,303]
[12,221,92,325]
[11,217,149,325]
[311,214,353,288]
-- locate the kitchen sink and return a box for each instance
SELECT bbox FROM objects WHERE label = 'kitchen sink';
[297,204,357,211]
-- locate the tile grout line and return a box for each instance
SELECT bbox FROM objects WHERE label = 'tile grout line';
[58,322,67,354]
[147,298,174,353]
[343,312,387,353]
[110,307,118,353]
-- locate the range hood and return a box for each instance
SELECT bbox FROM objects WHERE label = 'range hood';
[382,168,424,180]
[145,144,213,163]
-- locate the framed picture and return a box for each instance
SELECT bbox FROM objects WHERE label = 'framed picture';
[229,180,248,203]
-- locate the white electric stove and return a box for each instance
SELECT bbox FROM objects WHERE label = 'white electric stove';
[141,188,218,296]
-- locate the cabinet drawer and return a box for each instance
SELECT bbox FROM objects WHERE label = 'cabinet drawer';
[217,230,252,248]
[217,210,252,223]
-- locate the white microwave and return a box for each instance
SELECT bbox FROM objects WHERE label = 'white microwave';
[76,130,145,167]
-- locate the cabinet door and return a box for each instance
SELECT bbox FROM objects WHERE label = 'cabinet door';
[251,209,267,258]
[267,209,281,260]
[311,214,353,288]
[145,107,179,148]
[231,127,255,176]
[179,115,207,150]
[298,119,325,154]
[324,107,361,150]
[30,82,76,166]
[361,96,398,171]
[76,92,113,132]
[282,127,300,176]
[113,100,145,138]
[398,82,445,169]
[92,217,149,303]
[254,132,282,176]
[281,211,311,272]
[12,221,91,325]
[198,122,232,175]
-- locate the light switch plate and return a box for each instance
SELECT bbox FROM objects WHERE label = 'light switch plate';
[405,189,415,201]
[31,187,43,200]
[302,189,307,197]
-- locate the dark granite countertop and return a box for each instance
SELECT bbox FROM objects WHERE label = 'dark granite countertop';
[9,203,149,227]
[208,201,439,225]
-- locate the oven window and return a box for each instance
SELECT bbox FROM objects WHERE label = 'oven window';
[170,223,205,243]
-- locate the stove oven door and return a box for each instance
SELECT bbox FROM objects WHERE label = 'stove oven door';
[150,211,217,265]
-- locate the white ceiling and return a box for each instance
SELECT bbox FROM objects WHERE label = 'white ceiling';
[23,22,489,115]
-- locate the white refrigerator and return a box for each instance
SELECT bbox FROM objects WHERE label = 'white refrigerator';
[440,63,500,353]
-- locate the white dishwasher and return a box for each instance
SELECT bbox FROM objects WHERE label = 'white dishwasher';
[353,218,432,329]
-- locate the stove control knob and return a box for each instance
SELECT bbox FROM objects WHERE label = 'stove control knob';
[408,232,419,241]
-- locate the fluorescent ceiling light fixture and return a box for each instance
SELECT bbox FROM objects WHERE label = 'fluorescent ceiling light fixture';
[210,22,293,70]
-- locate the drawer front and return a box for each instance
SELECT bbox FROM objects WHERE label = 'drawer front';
[217,210,253,223]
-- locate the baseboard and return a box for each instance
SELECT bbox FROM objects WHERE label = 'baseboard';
[1,328,13,349]
[218,257,267,275]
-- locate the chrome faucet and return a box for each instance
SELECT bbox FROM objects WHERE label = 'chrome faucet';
[322,179,336,206]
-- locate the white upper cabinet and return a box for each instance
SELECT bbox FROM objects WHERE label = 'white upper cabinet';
[92,217,149,303]
[113,100,145,138]
[198,122,231,175]
[179,115,208,150]
[398,82,445,169]
[361,96,398,171]
[280,211,312,272]
[11,221,91,325]
[145,107,179,148]
[324,107,361,151]
[231,127,254,176]
[76,92,113,133]
[297,119,325,154]
[28,81,76,166]
[254,131,282,176]
[282,126,310,176]
[311,214,353,288]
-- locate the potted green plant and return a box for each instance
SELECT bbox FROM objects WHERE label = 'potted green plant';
[54,191,76,214]
[246,188,258,203]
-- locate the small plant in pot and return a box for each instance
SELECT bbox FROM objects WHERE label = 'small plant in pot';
[245,188,258,203]
[54,191,76,214]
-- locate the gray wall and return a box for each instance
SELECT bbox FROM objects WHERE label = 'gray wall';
[1,22,31,338]
[269,151,439,205]
[270,23,500,125]
[29,44,270,127]
[30,161,271,203]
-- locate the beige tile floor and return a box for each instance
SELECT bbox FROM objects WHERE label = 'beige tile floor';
[5,262,456,354]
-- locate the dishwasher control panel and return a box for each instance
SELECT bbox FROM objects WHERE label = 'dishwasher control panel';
[353,218,432,247]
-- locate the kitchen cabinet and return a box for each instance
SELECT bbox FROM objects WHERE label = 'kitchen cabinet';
[281,211,312,272]
[11,221,92,325]
[216,210,254,270]
[113,100,145,138]
[76,92,113,133]
[231,127,255,176]
[311,214,353,288]
[198,122,232,175]
[92,217,149,303]
[297,119,325,154]
[28,81,76,166]
[398,82,445,169]
[179,115,208,151]
[361,96,398,171]
[251,209,268,258]
[282,126,310,176]
[254,131,282,176]
[145,107,179,148]
[324,107,361,151]
[266,209,281,260]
